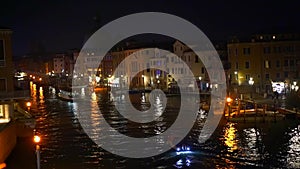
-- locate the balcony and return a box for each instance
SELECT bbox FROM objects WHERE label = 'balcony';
[0,90,30,100]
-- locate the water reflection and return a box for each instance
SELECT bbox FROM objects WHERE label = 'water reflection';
[224,123,238,152]
[39,86,45,103]
[286,125,300,168]
[15,85,300,168]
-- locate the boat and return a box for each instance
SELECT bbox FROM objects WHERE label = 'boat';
[228,110,285,123]
[57,90,74,102]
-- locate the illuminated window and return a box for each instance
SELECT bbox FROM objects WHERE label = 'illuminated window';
[265,60,271,68]
[0,104,9,119]
[0,105,4,118]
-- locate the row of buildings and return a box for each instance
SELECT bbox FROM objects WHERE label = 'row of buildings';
[16,32,300,96]
[71,41,227,92]
[70,32,300,96]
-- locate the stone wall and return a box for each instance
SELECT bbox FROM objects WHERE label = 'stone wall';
[0,122,16,163]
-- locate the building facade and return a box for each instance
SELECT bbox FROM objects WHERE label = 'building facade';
[227,33,300,95]
[0,28,15,123]
[53,54,72,75]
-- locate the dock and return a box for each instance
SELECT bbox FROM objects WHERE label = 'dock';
[225,99,298,123]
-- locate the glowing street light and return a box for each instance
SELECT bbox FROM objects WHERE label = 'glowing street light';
[33,135,41,144]
[291,81,299,92]
[248,77,254,99]
[0,163,6,169]
[26,101,31,107]
[26,101,31,111]
[33,134,41,169]
[226,97,233,103]
[141,75,145,90]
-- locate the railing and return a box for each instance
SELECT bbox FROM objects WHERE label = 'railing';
[0,90,30,100]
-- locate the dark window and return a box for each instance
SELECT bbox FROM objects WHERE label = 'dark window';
[276,73,280,78]
[0,40,4,61]
[245,61,250,69]
[195,55,199,63]
[235,62,238,69]
[284,72,288,78]
[274,46,281,53]
[290,60,295,67]
[243,48,250,55]
[284,60,289,67]
[245,74,250,80]
[264,47,271,54]
[228,48,231,55]
[265,74,269,79]
[0,79,6,91]
[201,67,205,74]
[276,60,280,68]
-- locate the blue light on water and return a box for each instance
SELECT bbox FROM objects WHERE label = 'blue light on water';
[176,145,193,155]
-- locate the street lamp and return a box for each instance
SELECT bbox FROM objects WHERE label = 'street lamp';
[199,76,202,92]
[26,101,31,112]
[156,74,160,89]
[248,77,254,99]
[291,81,299,92]
[141,75,145,90]
[0,163,6,169]
[33,134,41,169]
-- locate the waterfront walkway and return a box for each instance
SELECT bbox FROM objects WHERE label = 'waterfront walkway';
[5,137,36,169]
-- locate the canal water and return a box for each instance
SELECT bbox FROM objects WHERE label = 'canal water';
[7,84,300,168]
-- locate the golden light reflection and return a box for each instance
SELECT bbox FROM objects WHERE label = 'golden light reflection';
[39,86,44,102]
[224,123,238,152]
[91,92,97,101]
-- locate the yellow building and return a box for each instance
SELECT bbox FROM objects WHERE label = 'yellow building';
[228,33,300,95]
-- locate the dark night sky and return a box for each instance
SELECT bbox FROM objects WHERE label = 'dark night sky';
[0,0,299,56]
